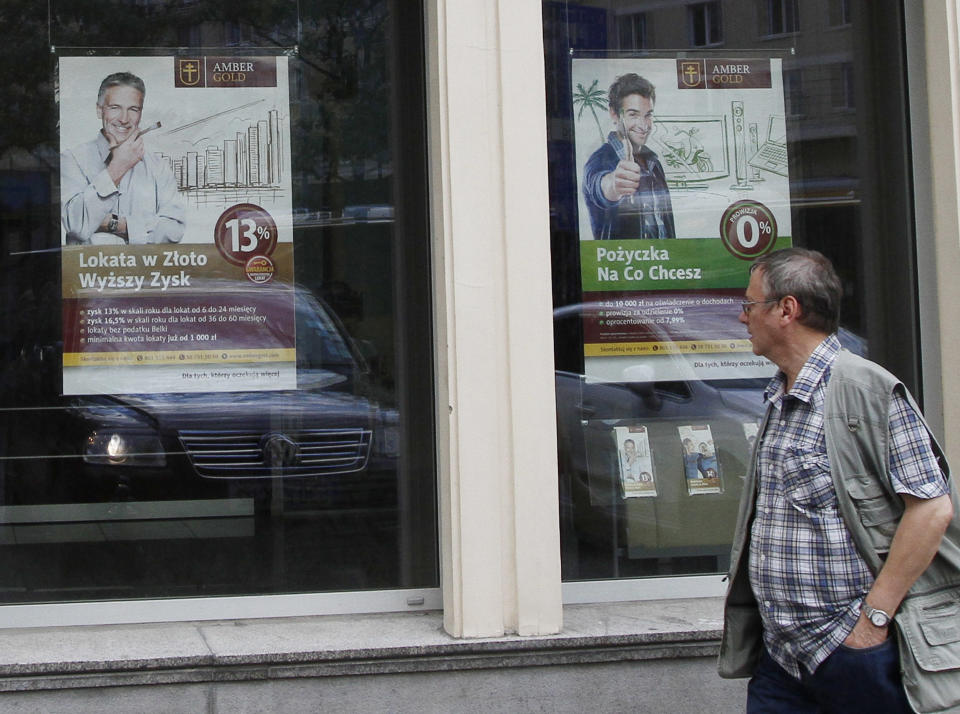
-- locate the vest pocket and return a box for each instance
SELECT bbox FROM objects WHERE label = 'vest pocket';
[844,473,901,550]
[898,590,960,670]
[896,591,960,714]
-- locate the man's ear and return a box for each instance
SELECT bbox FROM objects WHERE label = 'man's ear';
[778,295,802,324]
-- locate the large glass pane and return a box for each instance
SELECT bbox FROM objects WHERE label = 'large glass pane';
[0,0,436,603]
[545,1,917,581]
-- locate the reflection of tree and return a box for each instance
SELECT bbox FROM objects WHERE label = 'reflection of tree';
[295,0,390,214]
[0,1,57,157]
[169,0,393,213]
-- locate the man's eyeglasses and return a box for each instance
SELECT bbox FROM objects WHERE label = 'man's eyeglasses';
[740,298,779,315]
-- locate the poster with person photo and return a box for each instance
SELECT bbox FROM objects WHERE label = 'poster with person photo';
[614,425,657,498]
[571,55,791,383]
[678,424,722,495]
[58,55,296,396]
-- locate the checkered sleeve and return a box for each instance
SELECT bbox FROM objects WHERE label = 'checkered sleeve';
[888,388,949,498]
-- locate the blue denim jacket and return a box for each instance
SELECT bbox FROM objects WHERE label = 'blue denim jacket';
[581,133,675,240]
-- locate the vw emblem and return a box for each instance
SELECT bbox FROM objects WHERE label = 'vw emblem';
[261,433,300,468]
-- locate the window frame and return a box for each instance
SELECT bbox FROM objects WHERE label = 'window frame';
[617,11,648,50]
[688,1,724,48]
[762,0,799,37]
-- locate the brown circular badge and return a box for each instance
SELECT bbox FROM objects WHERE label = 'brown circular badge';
[719,200,778,260]
[214,203,279,267]
[244,255,275,284]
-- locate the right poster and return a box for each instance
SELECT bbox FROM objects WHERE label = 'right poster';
[572,56,792,382]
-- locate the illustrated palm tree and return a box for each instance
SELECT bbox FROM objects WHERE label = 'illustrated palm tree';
[572,79,608,145]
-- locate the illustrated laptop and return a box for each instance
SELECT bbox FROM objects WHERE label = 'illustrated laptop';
[748,115,788,177]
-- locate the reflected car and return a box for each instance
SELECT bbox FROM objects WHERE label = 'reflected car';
[1,287,397,507]
[553,300,869,577]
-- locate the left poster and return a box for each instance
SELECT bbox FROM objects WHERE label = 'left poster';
[59,55,295,395]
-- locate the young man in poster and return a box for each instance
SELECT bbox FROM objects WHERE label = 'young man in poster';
[61,71,185,245]
[581,73,675,241]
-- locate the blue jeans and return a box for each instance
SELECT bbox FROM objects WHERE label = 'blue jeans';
[747,640,912,713]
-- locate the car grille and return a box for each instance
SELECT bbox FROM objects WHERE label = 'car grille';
[177,428,372,478]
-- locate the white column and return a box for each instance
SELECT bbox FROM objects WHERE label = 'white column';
[426,0,562,637]
[915,0,960,462]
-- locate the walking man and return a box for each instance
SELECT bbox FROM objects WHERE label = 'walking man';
[719,248,960,713]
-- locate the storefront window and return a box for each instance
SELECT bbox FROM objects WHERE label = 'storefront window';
[0,0,436,604]
[545,1,918,582]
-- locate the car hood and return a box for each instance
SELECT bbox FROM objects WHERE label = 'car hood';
[70,385,376,433]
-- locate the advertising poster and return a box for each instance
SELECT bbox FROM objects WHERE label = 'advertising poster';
[59,55,295,395]
[572,56,792,383]
[678,424,722,495]
[614,425,657,498]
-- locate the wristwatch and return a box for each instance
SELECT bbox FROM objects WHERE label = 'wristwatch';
[107,213,119,234]
[863,601,893,627]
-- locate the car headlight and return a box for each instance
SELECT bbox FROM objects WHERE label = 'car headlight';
[84,431,167,467]
[372,424,399,458]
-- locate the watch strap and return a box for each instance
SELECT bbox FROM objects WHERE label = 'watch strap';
[863,601,892,626]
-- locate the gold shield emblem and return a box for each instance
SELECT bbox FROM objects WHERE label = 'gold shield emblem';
[178,59,202,86]
[680,60,703,88]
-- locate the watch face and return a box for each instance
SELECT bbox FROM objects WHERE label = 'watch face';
[869,610,889,626]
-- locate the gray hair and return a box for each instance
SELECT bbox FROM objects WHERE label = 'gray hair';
[750,248,841,335]
[97,72,146,106]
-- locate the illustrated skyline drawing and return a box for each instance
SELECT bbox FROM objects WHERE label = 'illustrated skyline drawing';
[156,106,285,191]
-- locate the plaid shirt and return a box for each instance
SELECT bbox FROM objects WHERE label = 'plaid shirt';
[748,335,948,678]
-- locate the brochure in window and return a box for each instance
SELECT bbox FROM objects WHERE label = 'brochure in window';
[571,55,792,383]
[614,425,657,498]
[678,424,722,495]
[742,421,760,452]
[58,55,294,395]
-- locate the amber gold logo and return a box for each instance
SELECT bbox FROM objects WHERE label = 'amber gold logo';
[679,60,704,88]
[177,59,203,87]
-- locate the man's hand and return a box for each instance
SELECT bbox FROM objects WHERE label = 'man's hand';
[844,493,953,649]
[601,159,642,202]
[106,131,144,185]
[95,214,128,239]
[843,610,889,649]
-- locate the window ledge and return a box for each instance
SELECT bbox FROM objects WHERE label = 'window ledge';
[0,598,726,692]
[759,31,800,40]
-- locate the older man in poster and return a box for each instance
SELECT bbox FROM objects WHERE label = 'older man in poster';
[61,71,185,245]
